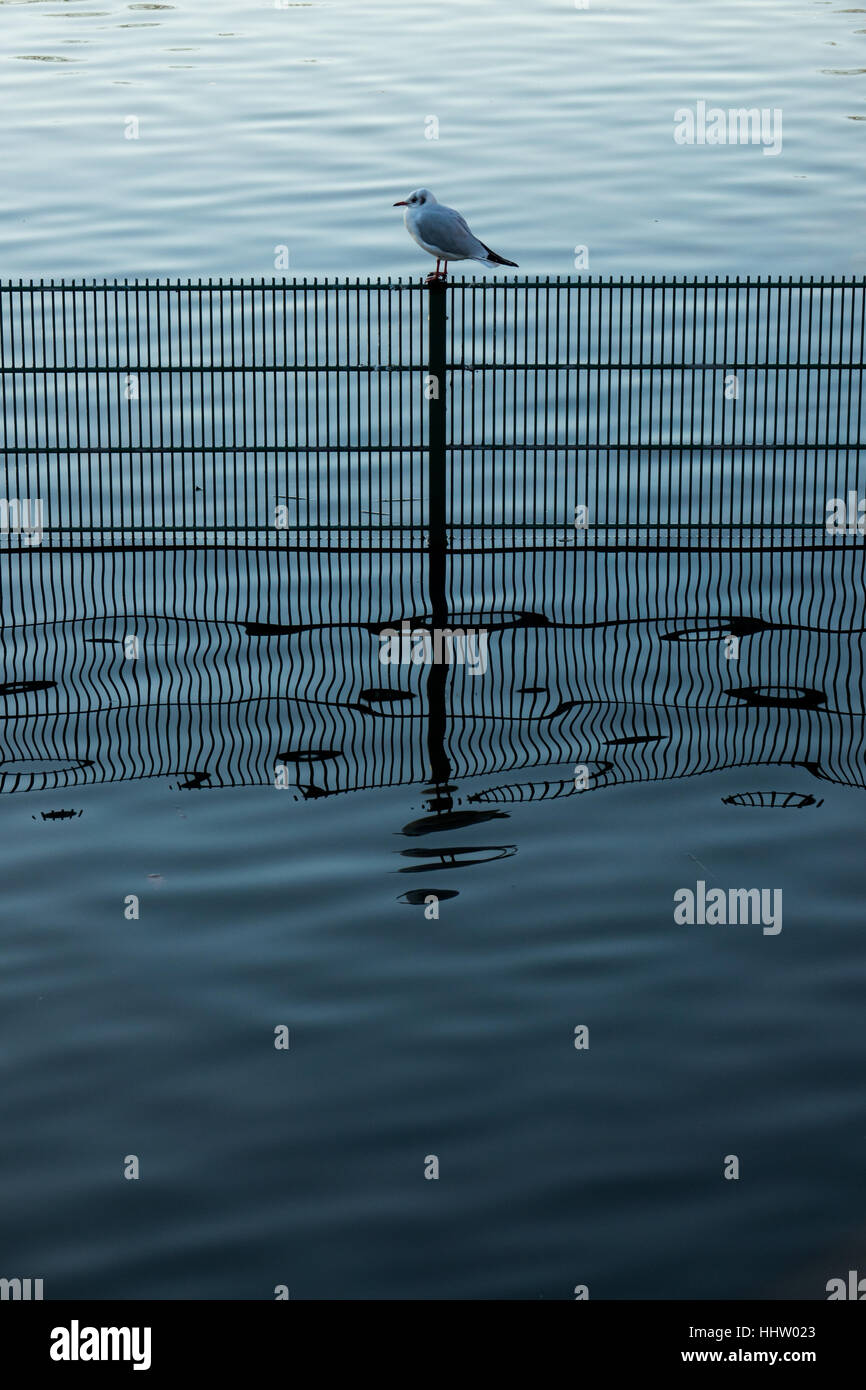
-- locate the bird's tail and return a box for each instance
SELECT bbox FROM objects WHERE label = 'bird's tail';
[479,241,518,268]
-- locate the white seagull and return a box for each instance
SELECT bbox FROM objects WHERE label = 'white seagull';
[393,188,518,283]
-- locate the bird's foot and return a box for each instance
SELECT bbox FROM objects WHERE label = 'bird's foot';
[425,271,448,285]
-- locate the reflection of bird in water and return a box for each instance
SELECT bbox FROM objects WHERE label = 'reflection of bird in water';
[401,808,508,835]
[176,769,210,790]
[296,783,333,801]
[393,189,518,284]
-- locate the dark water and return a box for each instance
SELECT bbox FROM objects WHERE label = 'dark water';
[2,529,866,1299]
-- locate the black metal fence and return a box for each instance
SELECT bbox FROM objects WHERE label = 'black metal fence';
[1,277,864,805]
[1,276,864,551]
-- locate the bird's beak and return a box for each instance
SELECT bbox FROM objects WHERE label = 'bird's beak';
[393,200,408,207]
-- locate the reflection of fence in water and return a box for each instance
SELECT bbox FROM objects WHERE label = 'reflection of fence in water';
[1,546,864,799]
[1,278,864,802]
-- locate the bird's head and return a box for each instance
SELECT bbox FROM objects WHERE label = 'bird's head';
[393,188,436,209]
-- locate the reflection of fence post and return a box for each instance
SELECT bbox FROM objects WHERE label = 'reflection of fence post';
[426,280,447,626]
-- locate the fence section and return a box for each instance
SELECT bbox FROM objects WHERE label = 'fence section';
[0,277,863,552]
[1,277,864,806]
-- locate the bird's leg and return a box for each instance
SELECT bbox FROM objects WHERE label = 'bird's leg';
[426,259,443,286]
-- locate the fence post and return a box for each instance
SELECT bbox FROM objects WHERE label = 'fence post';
[426,279,447,625]
[424,278,452,793]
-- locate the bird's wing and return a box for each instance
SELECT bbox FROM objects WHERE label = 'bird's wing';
[415,204,486,259]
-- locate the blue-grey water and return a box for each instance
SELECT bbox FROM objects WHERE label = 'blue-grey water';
[1,0,866,278]
[1,0,866,1302]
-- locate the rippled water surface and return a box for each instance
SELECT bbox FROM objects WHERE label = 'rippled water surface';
[0,0,866,276]
[2,1,866,1302]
